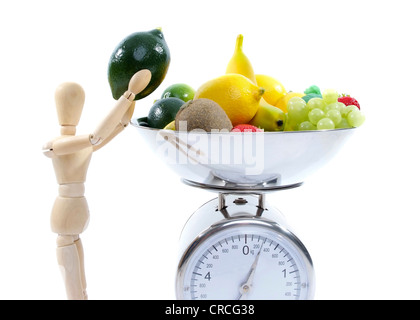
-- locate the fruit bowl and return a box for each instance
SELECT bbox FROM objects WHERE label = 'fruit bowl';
[131,120,356,192]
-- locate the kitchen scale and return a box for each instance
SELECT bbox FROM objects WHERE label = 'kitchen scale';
[131,121,356,300]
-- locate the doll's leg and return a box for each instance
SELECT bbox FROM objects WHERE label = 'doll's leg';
[75,236,87,297]
[56,235,88,300]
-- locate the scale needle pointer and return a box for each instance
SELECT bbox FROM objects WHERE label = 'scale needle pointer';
[238,244,263,300]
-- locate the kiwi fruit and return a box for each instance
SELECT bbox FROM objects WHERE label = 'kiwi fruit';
[175,98,233,132]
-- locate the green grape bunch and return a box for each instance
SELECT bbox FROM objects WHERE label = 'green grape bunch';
[284,86,365,131]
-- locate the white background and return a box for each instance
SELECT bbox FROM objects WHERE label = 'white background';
[0,0,419,300]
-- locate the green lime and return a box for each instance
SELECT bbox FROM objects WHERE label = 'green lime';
[161,83,196,102]
[136,116,150,127]
[147,97,185,129]
[108,29,171,100]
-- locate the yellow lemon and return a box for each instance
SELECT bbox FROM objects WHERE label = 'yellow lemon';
[194,74,264,126]
[275,91,305,113]
[255,74,287,106]
[163,120,175,130]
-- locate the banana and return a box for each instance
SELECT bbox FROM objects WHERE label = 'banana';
[248,102,287,131]
[226,34,257,84]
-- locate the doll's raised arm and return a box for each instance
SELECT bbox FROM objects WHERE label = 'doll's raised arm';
[90,69,151,149]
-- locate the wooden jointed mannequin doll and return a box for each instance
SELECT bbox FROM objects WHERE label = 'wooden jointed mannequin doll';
[43,70,151,300]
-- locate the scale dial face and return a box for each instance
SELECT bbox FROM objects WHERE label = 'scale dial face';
[176,218,314,300]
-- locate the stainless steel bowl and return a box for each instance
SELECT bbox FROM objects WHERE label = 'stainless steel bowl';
[131,120,356,191]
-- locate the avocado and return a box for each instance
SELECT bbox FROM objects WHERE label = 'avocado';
[108,29,170,100]
[148,98,185,129]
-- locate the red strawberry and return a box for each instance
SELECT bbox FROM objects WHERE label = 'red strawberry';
[231,124,263,132]
[338,95,360,109]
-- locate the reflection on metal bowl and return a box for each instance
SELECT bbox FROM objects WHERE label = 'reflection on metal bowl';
[131,120,356,191]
